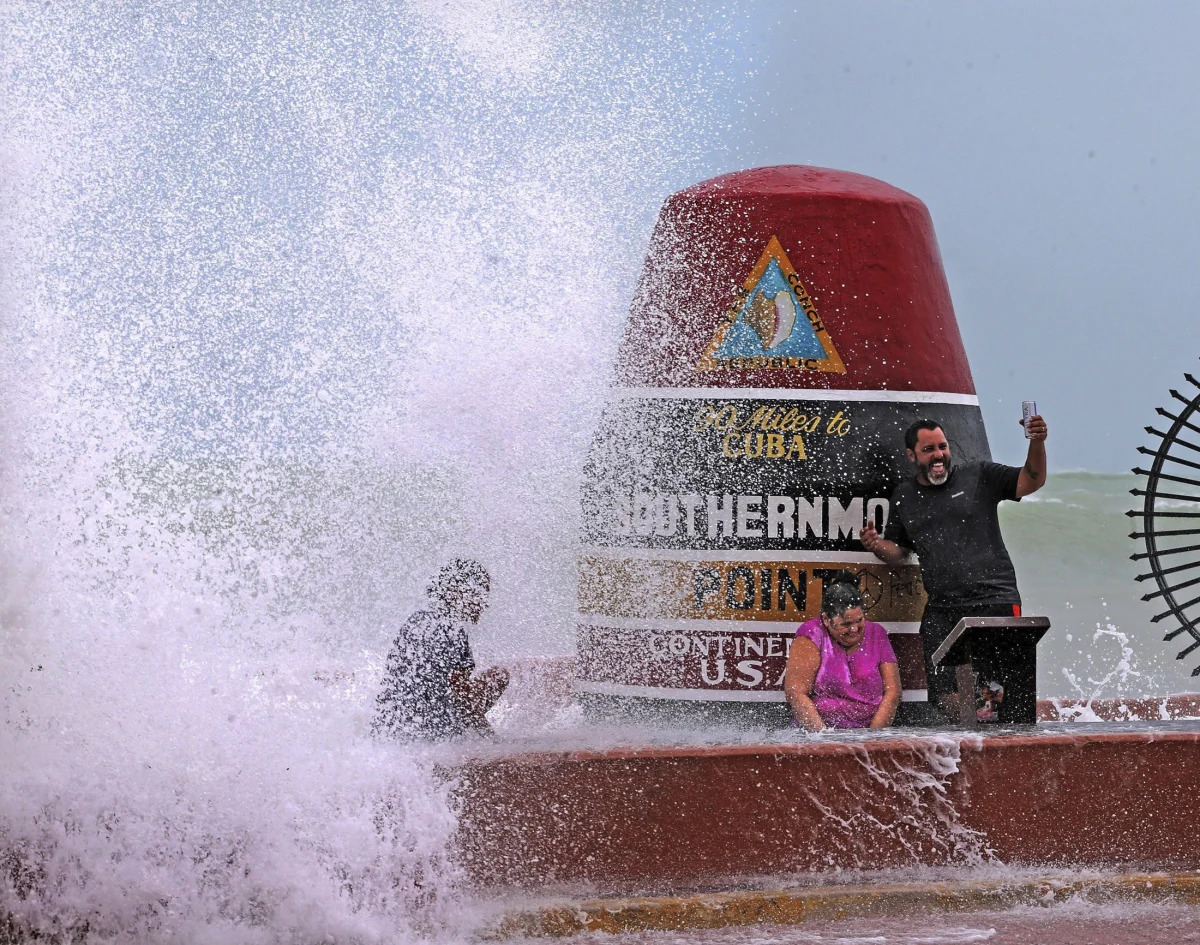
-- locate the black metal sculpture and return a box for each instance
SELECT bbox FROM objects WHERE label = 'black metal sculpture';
[1130,366,1200,675]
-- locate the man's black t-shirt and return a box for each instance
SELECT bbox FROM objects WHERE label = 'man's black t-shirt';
[371,608,476,739]
[883,461,1022,609]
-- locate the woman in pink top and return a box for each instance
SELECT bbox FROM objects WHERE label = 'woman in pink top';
[784,572,901,731]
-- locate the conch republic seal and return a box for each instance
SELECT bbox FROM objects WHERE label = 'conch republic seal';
[578,165,992,722]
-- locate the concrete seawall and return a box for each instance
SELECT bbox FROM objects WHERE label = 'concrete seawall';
[456,728,1200,893]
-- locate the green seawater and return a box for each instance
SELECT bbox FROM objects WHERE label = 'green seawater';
[1002,472,1190,699]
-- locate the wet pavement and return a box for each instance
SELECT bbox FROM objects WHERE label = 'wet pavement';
[519,900,1200,944]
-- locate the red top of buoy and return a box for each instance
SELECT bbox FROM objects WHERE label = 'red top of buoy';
[615,165,977,395]
[681,165,916,201]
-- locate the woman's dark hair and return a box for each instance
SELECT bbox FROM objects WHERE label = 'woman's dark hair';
[819,570,864,618]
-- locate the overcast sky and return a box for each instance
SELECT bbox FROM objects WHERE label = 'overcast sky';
[699,1,1200,472]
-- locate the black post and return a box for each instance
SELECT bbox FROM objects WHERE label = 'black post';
[931,616,1050,726]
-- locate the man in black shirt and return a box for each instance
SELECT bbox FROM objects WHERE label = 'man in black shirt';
[860,414,1048,721]
[372,559,510,740]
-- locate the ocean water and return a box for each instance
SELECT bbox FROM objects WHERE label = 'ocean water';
[1001,470,1193,701]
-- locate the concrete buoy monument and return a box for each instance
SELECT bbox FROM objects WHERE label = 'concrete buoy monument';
[456,168,1200,929]
[578,165,990,720]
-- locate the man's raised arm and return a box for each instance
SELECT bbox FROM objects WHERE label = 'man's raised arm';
[1016,414,1048,499]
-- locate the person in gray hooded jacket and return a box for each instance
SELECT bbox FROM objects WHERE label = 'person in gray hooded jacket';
[372,559,509,740]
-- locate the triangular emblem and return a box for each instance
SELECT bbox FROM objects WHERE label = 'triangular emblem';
[697,236,846,373]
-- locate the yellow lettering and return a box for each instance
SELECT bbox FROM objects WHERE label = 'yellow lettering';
[766,433,785,458]
[745,406,793,431]
[736,406,766,432]
[785,435,807,460]
[722,433,743,458]
[707,406,737,432]
[745,433,766,458]
[826,410,851,436]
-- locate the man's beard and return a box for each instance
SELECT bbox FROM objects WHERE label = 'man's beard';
[922,457,951,485]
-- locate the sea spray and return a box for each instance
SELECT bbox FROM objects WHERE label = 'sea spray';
[800,736,992,870]
[3,747,466,943]
[0,456,468,942]
[1,0,745,940]
[1053,604,1156,721]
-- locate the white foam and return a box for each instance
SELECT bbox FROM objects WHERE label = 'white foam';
[0,2,740,939]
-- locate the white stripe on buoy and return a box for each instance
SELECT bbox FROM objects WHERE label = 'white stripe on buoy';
[576,615,921,634]
[575,680,929,703]
[581,547,917,565]
[611,387,980,406]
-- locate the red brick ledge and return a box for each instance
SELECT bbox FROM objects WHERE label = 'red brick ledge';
[1038,692,1200,721]
[456,727,1200,889]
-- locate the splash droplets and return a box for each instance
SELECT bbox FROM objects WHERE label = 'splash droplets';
[0,2,743,940]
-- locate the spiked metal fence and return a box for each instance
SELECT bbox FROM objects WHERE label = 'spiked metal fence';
[1130,366,1200,675]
